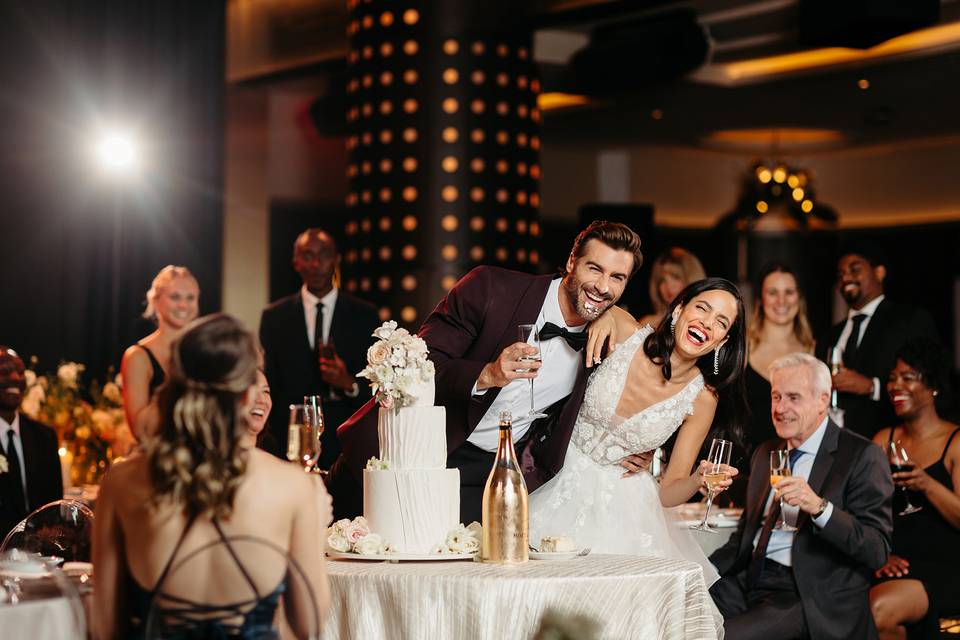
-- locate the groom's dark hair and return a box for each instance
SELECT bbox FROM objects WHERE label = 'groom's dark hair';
[569,220,644,277]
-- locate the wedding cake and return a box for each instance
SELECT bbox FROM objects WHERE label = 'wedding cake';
[358,322,461,554]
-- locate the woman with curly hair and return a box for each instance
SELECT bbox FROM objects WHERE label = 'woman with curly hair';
[870,338,960,640]
[94,314,331,639]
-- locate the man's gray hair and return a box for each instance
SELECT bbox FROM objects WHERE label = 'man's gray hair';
[769,352,832,396]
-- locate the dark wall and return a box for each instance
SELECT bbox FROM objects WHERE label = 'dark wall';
[0,1,226,379]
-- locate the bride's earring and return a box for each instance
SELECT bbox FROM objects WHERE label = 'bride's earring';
[713,346,721,375]
[670,314,677,334]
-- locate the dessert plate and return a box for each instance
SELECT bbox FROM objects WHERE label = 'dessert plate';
[327,551,475,562]
[529,550,582,560]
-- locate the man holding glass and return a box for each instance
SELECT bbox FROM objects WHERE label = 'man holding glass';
[709,352,893,640]
[259,228,379,472]
[336,221,646,522]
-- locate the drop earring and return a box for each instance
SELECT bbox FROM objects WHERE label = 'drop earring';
[670,314,677,333]
[713,346,721,375]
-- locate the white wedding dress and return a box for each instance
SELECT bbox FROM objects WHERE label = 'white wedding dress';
[529,326,722,589]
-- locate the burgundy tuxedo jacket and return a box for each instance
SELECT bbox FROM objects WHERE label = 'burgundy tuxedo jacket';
[337,266,589,491]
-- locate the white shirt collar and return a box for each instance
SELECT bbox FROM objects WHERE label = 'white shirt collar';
[301,285,338,311]
[848,294,884,320]
[795,415,830,456]
[544,277,586,332]
[0,412,21,438]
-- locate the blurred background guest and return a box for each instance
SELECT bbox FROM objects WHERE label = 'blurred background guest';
[870,338,960,640]
[259,228,378,468]
[0,346,62,539]
[744,264,815,453]
[93,314,330,640]
[818,243,939,438]
[120,266,200,441]
[637,247,705,328]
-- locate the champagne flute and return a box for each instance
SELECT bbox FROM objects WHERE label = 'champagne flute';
[518,324,547,419]
[827,347,843,408]
[770,450,798,532]
[690,438,733,532]
[303,395,325,474]
[888,440,923,516]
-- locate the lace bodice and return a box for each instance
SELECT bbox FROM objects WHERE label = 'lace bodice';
[571,325,704,465]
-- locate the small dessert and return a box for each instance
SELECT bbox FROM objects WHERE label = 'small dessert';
[539,536,576,553]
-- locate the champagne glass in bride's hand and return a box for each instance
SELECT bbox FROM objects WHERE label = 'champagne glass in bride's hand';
[691,438,733,533]
[770,450,798,532]
[518,324,547,419]
[889,440,923,516]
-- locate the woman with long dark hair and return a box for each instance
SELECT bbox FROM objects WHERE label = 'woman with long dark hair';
[94,314,331,639]
[530,278,747,607]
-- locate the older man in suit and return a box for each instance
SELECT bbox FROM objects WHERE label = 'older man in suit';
[0,346,63,539]
[259,229,379,469]
[818,243,939,438]
[334,220,648,522]
[709,352,893,640]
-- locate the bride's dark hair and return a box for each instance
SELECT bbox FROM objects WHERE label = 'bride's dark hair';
[643,277,748,444]
[148,313,258,519]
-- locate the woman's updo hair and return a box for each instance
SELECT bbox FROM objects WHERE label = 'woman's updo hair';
[148,313,258,518]
[143,265,198,320]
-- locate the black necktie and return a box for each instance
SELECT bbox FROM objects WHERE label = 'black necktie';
[313,302,325,356]
[4,429,27,517]
[538,322,588,351]
[842,314,867,367]
[749,448,803,584]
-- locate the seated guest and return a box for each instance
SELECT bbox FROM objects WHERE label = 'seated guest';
[710,352,893,640]
[870,338,960,639]
[93,314,331,639]
[244,367,273,449]
[0,346,63,539]
[121,265,200,440]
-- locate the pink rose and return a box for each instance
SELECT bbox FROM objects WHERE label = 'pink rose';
[367,342,391,365]
[344,519,370,544]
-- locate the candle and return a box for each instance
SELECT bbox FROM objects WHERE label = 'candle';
[59,447,73,494]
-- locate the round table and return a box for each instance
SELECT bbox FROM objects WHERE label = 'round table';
[323,554,722,640]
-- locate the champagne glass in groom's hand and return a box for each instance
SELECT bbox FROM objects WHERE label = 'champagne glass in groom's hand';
[518,324,547,419]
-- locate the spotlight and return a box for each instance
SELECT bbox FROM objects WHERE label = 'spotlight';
[94,131,140,173]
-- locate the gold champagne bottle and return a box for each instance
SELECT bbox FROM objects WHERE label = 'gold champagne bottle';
[480,411,529,564]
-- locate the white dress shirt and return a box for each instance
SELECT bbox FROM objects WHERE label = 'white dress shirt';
[467,278,586,451]
[0,413,28,500]
[301,285,338,349]
[755,416,834,566]
[834,294,885,401]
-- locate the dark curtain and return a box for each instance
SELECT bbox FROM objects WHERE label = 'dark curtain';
[0,1,225,380]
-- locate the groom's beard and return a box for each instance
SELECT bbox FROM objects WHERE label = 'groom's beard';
[564,278,615,321]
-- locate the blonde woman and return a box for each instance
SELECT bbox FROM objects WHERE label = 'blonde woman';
[744,263,815,450]
[94,314,331,639]
[121,266,199,440]
[637,247,706,328]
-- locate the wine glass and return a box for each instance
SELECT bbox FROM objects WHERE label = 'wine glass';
[770,450,798,532]
[690,438,733,532]
[827,347,843,408]
[518,324,547,419]
[888,440,923,516]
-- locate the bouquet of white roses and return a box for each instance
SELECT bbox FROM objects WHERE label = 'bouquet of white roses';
[357,320,435,409]
[326,516,394,555]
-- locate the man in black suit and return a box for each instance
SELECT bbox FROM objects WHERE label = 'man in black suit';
[710,352,893,640]
[259,229,379,471]
[818,243,939,438]
[0,346,63,539]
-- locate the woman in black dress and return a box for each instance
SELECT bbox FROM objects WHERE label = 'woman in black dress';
[870,338,960,639]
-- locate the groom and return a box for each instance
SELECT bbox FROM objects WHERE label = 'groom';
[332,220,646,522]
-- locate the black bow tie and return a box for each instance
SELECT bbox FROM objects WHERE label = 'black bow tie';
[538,321,588,351]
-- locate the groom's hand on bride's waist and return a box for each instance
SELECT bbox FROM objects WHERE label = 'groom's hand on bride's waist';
[619,451,653,477]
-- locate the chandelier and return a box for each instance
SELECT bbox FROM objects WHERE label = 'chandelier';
[729,160,837,227]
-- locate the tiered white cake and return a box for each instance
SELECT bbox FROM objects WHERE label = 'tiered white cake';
[362,379,460,554]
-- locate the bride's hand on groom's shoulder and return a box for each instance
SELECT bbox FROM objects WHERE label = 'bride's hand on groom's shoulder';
[696,461,738,496]
[586,306,638,369]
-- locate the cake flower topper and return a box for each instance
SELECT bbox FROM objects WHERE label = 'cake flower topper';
[358,320,435,410]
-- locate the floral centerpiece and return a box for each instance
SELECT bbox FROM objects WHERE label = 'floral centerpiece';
[20,359,136,486]
[357,320,434,410]
[326,517,394,555]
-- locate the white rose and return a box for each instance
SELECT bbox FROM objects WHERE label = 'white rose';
[466,521,482,542]
[393,327,410,339]
[354,533,384,555]
[24,370,36,387]
[327,534,350,553]
[367,342,391,365]
[331,518,351,536]
[0,454,8,474]
[344,519,370,544]
[388,348,406,367]
[373,321,398,340]
[102,382,122,404]
[446,534,469,553]
[57,363,84,388]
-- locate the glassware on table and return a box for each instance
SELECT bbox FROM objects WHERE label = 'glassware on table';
[318,342,341,400]
[517,324,547,419]
[827,347,843,408]
[690,438,733,533]
[888,440,923,516]
[286,398,324,474]
[770,449,799,532]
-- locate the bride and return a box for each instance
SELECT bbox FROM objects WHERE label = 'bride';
[529,277,747,585]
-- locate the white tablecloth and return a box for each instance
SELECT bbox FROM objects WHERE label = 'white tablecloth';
[324,554,722,640]
[0,597,83,640]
